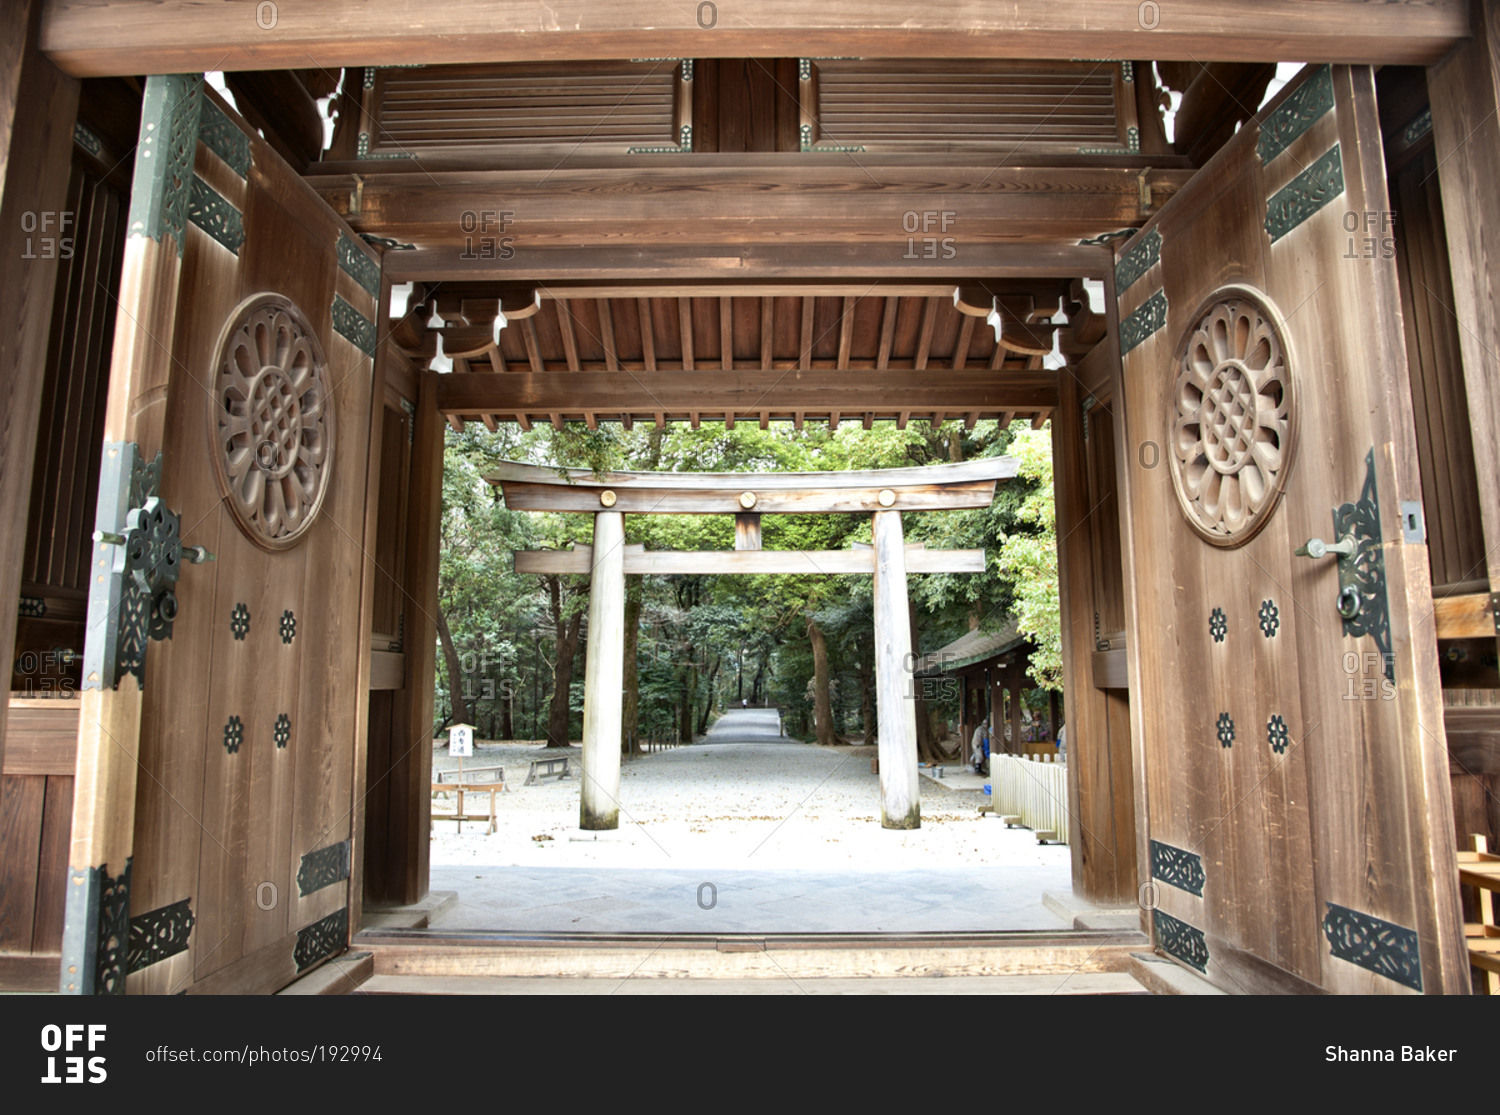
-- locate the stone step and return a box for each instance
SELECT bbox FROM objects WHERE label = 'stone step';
[355,971,1150,995]
[354,928,1149,982]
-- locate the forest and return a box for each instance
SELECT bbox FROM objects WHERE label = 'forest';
[434,416,1060,759]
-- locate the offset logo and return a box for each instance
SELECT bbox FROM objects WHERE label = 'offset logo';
[40,1024,107,1084]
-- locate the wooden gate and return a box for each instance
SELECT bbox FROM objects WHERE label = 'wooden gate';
[1114,64,1464,993]
[64,77,381,994]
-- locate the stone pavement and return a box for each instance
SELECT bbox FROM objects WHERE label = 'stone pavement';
[426,707,1074,934]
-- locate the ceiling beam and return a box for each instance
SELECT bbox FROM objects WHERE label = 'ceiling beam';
[381,241,1113,283]
[440,368,1057,430]
[40,1,1470,76]
[309,164,1191,258]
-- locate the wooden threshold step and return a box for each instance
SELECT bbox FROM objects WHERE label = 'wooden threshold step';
[355,972,1149,995]
[353,928,1149,981]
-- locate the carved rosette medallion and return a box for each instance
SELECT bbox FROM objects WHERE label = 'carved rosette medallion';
[1170,288,1295,545]
[211,295,335,549]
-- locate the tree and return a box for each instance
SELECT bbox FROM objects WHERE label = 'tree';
[993,426,1062,690]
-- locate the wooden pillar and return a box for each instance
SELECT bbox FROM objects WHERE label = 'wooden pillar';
[1008,658,1023,752]
[1055,345,1139,907]
[1049,689,1060,743]
[394,368,444,904]
[0,0,79,774]
[580,510,625,830]
[1430,0,1500,631]
[873,508,919,829]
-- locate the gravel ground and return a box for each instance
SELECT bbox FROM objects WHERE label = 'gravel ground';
[429,710,1070,873]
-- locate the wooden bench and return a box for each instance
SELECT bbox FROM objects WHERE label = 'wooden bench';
[429,782,499,835]
[525,755,573,785]
[436,765,505,786]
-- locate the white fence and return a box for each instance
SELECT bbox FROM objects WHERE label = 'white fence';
[991,754,1070,844]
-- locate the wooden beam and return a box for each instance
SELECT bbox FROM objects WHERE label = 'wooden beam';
[438,368,1058,426]
[1434,592,1498,640]
[877,295,898,370]
[40,2,1470,76]
[492,456,1015,514]
[637,297,656,371]
[678,296,694,372]
[384,240,1114,284]
[915,296,937,370]
[515,546,987,575]
[555,297,580,371]
[837,296,855,369]
[719,295,733,372]
[760,296,774,371]
[598,296,618,371]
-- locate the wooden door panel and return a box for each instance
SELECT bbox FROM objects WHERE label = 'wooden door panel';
[104,82,380,994]
[1117,64,1462,993]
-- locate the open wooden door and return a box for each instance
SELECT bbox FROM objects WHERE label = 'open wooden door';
[63,76,382,994]
[1114,64,1464,993]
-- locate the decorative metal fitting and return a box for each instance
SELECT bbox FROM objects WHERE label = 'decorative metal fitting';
[84,444,215,690]
[877,489,896,507]
[738,491,757,509]
[599,490,618,508]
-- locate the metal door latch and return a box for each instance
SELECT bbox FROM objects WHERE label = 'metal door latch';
[83,444,215,691]
[1295,535,1357,560]
[1295,450,1393,682]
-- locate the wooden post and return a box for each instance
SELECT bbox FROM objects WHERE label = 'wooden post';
[1008,658,1023,752]
[873,508,919,829]
[1430,0,1500,647]
[734,512,762,550]
[580,510,625,830]
[0,0,79,776]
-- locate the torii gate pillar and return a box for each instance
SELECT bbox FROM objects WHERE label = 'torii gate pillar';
[580,510,625,830]
[873,509,920,829]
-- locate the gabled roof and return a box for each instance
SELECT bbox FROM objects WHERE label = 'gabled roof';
[914,619,1028,675]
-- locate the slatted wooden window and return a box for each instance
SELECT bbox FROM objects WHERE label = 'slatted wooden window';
[358,61,691,160]
[801,59,1139,155]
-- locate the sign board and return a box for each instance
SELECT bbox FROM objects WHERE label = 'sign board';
[448,724,474,757]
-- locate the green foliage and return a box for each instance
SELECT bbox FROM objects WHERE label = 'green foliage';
[435,414,1063,739]
[992,426,1062,690]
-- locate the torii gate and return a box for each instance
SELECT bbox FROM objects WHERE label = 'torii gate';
[490,457,1017,831]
